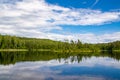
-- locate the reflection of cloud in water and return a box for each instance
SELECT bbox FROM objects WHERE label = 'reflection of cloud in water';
[0,57,120,80]
[0,69,108,80]
[0,73,107,80]
[78,57,120,69]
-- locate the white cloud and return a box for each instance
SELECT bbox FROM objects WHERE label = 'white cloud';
[91,0,99,8]
[40,32,120,43]
[70,32,120,43]
[0,0,120,43]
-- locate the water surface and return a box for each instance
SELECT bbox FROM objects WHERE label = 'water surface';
[0,51,120,80]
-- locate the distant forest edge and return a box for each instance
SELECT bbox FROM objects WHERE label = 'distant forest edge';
[0,34,120,52]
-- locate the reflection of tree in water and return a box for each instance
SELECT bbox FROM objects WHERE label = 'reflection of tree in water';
[0,51,120,65]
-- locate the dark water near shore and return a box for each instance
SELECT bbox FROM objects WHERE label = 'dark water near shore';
[0,51,120,80]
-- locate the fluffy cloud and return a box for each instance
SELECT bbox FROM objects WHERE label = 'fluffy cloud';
[0,0,120,43]
[71,32,120,43]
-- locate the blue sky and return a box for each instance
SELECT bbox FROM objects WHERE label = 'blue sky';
[0,0,120,43]
[46,0,120,11]
[46,0,120,35]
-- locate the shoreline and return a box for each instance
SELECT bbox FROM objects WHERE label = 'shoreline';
[0,49,119,52]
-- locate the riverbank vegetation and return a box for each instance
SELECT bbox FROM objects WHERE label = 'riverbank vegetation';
[0,34,120,52]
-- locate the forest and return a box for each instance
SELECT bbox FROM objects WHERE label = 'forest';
[0,34,120,52]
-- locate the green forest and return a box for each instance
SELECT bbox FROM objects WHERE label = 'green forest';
[0,34,120,52]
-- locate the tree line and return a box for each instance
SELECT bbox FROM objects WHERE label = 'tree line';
[0,34,120,51]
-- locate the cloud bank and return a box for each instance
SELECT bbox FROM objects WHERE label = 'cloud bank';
[0,0,120,43]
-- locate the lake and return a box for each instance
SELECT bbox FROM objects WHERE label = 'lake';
[0,51,120,80]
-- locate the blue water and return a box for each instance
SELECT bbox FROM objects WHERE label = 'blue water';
[0,52,120,80]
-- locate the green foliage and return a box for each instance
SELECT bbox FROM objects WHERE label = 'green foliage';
[0,34,120,51]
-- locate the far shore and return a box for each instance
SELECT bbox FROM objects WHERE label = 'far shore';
[0,49,120,53]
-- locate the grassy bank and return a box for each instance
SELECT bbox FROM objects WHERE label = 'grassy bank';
[0,49,119,53]
[0,49,28,52]
[0,49,98,52]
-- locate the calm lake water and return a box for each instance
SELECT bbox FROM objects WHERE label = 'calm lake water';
[0,51,120,80]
